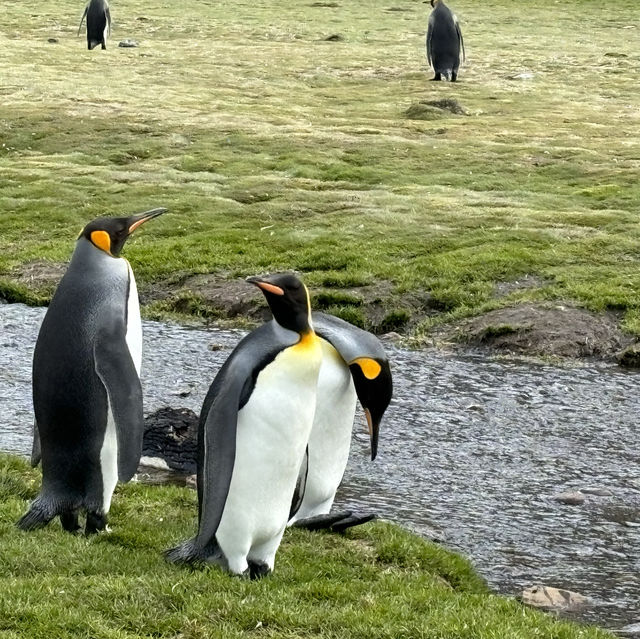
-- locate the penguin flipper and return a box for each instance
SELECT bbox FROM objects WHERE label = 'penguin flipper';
[78,6,88,36]
[194,322,298,555]
[30,420,41,468]
[455,18,465,62]
[288,446,309,521]
[426,15,434,66]
[105,5,111,35]
[94,328,143,482]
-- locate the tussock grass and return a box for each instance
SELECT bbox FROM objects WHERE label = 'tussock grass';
[1,0,639,333]
[0,454,614,638]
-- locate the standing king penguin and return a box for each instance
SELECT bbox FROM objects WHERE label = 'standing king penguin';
[288,312,392,532]
[78,0,111,50]
[426,0,465,81]
[18,208,166,535]
[166,273,322,578]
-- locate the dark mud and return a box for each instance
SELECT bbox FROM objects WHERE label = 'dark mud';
[2,263,639,363]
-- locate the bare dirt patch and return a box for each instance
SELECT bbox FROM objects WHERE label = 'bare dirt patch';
[436,303,634,360]
[7,260,66,293]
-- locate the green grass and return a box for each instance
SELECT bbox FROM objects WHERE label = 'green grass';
[1,0,639,334]
[0,453,614,638]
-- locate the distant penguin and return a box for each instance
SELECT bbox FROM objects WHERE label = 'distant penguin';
[78,0,111,50]
[426,0,465,81]
[288,312,392,532]
[166,273,322,578]
[18,208,166,535]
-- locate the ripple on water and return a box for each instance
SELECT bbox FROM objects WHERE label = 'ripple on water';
[0,303,639,629]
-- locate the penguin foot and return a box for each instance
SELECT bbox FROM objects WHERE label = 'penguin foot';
[247,560,271,580]
[431,73,442,81]
[85,511,107,535]
[291,511,353,531]
[60,511,81,534]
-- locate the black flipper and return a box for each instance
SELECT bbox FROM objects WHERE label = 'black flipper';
[289,446,309,521]
[291,511,353,531]
[168,321,298,564]
[94,326,144,482]
[77,6,88,36]
[30,420,41,468]
[330,513,376,533]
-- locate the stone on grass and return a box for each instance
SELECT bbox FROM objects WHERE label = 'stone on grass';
[119,39,139,48]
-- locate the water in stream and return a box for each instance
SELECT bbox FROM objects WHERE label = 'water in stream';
[1,302,639,631]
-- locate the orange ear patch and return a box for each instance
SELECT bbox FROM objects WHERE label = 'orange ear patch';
[90,230,112,254]
[353,357,381,380]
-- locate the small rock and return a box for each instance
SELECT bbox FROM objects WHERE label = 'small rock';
[119,39,139,48]
[324,34,344,41]
[624,521,640,528]
[47,38,58,43]
[136,16,150,21]
[507,72,535,80]
[380,331,401,342]
[553,490,585,505]
[208,342,225,351]
[617,343,640,368]
[520,585,589,611]
[185,474,197,489]
[175,388,192,398]
[581,487,614,497]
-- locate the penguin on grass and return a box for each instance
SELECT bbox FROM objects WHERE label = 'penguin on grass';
[18,208,166,535]
[166,273,323,579]
[78,0,111,50]
[426,0,465,82]
[288,312,392,533]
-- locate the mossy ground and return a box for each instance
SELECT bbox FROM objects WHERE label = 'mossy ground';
[0,454,615,638]
[0,0,639,335]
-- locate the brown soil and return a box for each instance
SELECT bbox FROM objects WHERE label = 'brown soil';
[4,261,639,364]
[435,303,634,360]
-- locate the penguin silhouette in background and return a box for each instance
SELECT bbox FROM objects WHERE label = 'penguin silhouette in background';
[78,0,111,50]
[426,0,465,81]
[166,273,323,579]
[18,208,166,535]
[288,312,392,533]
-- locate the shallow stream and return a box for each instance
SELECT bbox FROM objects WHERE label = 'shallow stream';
[1,302,638,631]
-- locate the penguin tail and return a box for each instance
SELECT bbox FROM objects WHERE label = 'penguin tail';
[165,538,202,565]
[16,497,57,531]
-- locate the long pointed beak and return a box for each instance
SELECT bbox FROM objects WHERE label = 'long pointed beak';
[246,276,285,296]
[365,408,379,461]
[127,207,167,234]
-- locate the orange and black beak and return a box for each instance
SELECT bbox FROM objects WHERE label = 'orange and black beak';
[127,208,167,235]
[246,275,285,296]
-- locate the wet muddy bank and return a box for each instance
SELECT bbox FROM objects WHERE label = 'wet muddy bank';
[2,267,638,363]
[1,302,639,632]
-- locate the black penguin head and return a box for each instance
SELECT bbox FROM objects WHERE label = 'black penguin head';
[80,208,166,257]
[349,359,392,461]
[247,273,312,334]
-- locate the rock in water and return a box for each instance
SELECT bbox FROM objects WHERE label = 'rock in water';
[553,490,585,505]
[141,407,198,475]
[520,585,589,611]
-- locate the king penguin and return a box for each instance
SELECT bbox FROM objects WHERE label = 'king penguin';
[18,208,166,535]
[166,273,322,578]
[288,312,392,532]
[426,0,465,81]
[78,0,111,50]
